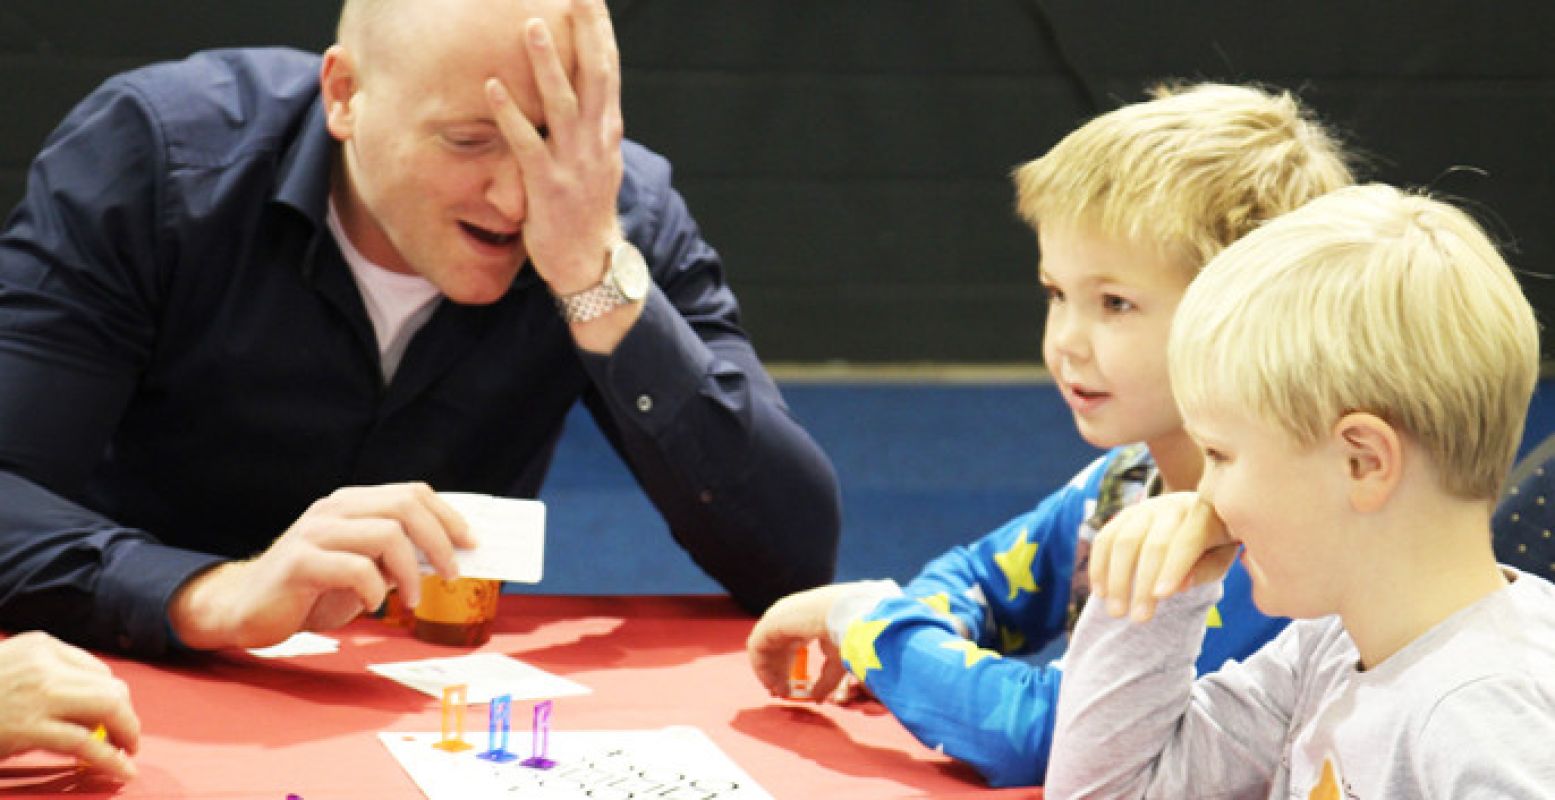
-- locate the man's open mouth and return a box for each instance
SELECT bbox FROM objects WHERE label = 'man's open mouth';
[460,221,519,246]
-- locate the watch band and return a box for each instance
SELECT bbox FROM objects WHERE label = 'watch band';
[554,240,648,324]
[555,280,630,324]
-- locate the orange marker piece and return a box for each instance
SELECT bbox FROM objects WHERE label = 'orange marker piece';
[787,647,812,699]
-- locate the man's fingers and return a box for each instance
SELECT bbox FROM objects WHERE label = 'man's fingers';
[486,78,547,163]
[294,548,390,617]
[331,484,466,583]
[425,491,476,551]
[524,18,579,138]
[569,0,620,123]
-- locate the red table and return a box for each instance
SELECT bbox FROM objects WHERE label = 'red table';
[0,595,1041,799]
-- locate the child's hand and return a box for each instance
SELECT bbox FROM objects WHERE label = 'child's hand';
[746,584,855,702]
[1089,492,1240,623]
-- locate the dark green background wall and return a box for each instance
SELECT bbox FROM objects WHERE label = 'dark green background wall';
[4,2,1551,363]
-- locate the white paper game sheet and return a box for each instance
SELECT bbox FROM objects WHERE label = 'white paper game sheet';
[368,652,590,704]
[379,725,773,799]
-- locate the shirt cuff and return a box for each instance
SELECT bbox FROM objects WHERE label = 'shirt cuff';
[825,579,903,647]
[577,287,713,438]
[97,539,226,656]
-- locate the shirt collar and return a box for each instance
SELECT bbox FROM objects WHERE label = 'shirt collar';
[272,99,334,227]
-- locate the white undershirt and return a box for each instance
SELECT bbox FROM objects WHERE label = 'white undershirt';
[327,201,443,383]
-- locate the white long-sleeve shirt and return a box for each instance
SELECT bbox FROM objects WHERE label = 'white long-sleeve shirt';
[1048,568,1555,799]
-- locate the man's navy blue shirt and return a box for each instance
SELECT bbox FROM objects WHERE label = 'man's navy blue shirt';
[0,48,840,655]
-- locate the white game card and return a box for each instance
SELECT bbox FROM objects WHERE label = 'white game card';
[424,492,546,583]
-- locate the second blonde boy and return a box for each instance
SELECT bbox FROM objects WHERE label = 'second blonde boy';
[746,83,1353,787]
[1049,184,1555,796]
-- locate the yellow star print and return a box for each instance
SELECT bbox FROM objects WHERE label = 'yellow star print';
[993,529,1039,601]
[940,639,1001,668]
[1206,605,1223,628]
[1308,758,1341,800]
[918,592,952,615]
[999,626,1025,652]
[840,618,890,681]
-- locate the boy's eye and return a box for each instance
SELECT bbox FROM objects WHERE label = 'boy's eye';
[1102,294,1136,313]
[1202,447,1228,464]
[1042,284,1064,303]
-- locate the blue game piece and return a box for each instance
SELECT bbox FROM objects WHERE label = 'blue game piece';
[477,694,518,763]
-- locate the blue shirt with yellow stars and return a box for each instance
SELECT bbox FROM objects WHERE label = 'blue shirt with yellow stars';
[839,444,1285,787]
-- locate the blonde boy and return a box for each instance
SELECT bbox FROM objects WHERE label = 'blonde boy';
[745,84,1352,787]
[1049,184,1555,797]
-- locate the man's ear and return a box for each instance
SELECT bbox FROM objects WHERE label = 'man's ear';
[320,44,359,142]
[1334,412,1402,513]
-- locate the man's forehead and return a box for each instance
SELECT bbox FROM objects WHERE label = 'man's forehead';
[365,0,575,60]
[363,0,578,108]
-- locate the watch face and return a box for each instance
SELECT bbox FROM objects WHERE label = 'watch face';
[610,241,651,302]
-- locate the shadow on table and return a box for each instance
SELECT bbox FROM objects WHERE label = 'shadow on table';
[131,650,430,747]
[0,764,125,796]
[491,596,751,672]
[730,703,983,791]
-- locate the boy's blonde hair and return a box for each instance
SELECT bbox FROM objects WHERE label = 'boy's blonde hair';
[1169,184,1540,501]
[1015,83,1354,267]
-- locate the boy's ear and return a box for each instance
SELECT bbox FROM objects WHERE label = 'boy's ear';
[320,44,359,142]
[1333,412,1402,514]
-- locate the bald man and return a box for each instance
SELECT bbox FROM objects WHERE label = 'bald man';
[0,0,840,657]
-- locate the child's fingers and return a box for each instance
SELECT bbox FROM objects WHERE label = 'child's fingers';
[1126,506,1184,621]
[746,638,796,697]
[1152,498,1223,598]
[1101,510,1151,616]
[1144,491,1212,597]
[810,648,848,704]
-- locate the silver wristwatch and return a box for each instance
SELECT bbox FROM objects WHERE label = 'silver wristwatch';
[554,240,651,324]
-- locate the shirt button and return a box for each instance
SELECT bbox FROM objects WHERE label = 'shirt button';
[636,394,653,413]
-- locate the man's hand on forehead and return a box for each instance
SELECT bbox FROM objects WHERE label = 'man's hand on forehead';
[484,0,624,296]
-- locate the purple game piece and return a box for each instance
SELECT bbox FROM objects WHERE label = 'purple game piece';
[520,700,557,769]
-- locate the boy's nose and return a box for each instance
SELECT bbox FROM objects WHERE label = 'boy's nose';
[1046,312,1091,362]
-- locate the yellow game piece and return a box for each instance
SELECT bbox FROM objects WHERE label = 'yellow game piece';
[76,724,108,770]
[433,684,474,752]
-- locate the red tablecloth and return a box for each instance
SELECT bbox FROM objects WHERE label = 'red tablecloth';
[0,595,1041,799]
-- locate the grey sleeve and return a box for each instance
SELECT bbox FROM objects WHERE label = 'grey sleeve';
[1047,582,1297,798]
